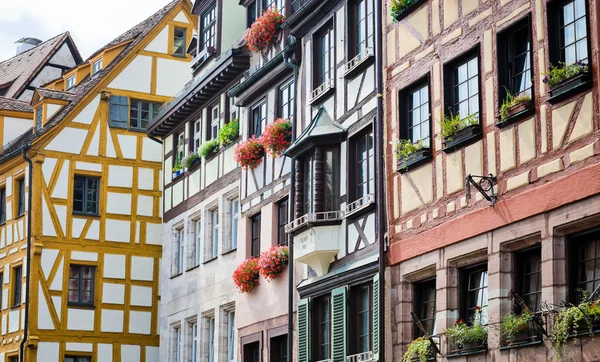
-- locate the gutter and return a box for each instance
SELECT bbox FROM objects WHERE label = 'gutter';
[20,144,33,362]
[283,35,298,362]
[374,0,387,360]
[148,135,163,145]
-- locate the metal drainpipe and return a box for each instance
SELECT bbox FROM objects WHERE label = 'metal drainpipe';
[283,35,298,362]
[20,144,33,362]
[374,0,387,360]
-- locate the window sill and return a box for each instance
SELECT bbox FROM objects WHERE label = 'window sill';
[10,304,21,310]
[397,147,432,173]
[221,135,240,150]
[442,124,481,153]
[186,264,200,272]
[345,194,375,218]
[222,247,237,256]
[392,0,427,22]
[204,148,220,162]
[309,80,335,105]
[343,50,374,79]
[127,128,150,134]
[15,214,25,220]
[499,339,543,351]
[546,72,592,105]
[495,102,534,128]
[67,303,96,309]
[72,211,100,218]
[171,172,185,182]
[186,159,202,173]
[172,53,188,58]
[170,272,183,279]
[203,256,218,265]
[445,347,487,358]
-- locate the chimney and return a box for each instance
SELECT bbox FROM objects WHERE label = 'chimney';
[15,37,43,55]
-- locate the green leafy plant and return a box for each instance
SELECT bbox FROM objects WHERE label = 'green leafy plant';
[499,91,532,120]
[172,159,182,173]
[501,311,533,340]
[445,306,488,347]
[218,119,239,147]
[439,113,479,140]
[182,153,200,169]
[199,139,219,158]
[395,139,424,160]
[390,0,420,21]
[543,60,589,88]
[402,337,432,362]
[551,298,600,357]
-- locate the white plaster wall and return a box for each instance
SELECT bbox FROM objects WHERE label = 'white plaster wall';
[103,283,125,304]
[108,55,152,93]
[3,116,32,146]
[131,285,153,306]
[131,256,153,281]
[98,344,113,362]
[142,137,163,162]
[107,192,132,215]
[44,127,87,154]
[117,134,137,159]
[67,308,94,330]
[108,165,133,188]
[145,26,169,53]
[51,160,69,199]
[37,342,60,362]
[156,58,191,96]
[105,219,131,243]
[138,168,155,190]
[30,65,62,88]
[104,254,126,279]
[65,343,93,352]
[101,309,124,332]
[72,95,100,125]
[129,311,152,334]
[121,345,140,362]
[173,10,189,23]
[49,43,78,67]
[46,103,61,119]
[75,162,102,172]
[146,223,163,245]
[41,249,58,277]
[38,284,54,329]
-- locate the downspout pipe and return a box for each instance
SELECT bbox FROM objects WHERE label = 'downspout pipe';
[374,0,386,360]
[20,144,33,362]
[283,35,298,362]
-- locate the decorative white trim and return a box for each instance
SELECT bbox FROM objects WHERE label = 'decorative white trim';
[345,194,375,217]
[285,210,344,233]
[343,48,374,76]
[310,79,335,103]
[347,351,373,362]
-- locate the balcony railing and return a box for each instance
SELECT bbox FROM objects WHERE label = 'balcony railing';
[345,194,375,216]
[285,210,344,233]
[347,351,373,362]
[343,47,374,76]
[310,79,335,103]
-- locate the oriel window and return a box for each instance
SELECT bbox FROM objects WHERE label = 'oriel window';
[354,130,375,201]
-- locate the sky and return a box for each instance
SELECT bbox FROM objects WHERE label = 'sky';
[0,0,173,62]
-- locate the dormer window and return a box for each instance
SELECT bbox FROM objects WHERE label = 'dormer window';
[200,4,217,51]
[66,75,76,90]
[35,106,43,131]
[173,27,187,56]
[92,59,102,75]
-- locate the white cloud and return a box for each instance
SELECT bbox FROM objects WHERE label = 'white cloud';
[0,0,173,62]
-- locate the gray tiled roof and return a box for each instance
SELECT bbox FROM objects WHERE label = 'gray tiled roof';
[0,96,33,113]
[35,88,76,102]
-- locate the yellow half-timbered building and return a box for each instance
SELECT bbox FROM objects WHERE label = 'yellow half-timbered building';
[0,1,196,361]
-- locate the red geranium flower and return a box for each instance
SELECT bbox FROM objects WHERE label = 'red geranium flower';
[245,8,285,53]
[232,258,260,293]
[257,245,289,281]
[234,136,266,170]
[261,118,292,158]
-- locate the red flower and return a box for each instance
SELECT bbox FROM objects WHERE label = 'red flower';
[232,258,261,293]
[245,8,285,53]
[234,136,266,170]
[257,245,289,281]
[261,118,292,158]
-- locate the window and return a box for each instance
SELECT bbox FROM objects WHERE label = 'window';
[497,19,533,115]
[263,0,285,13]
[193,119,202,153]
[352,0,374,57]
[279,79,295,119]
[130,100,161,131]
[35,106,43,131]
[229,97,238,122]
[301,148,341,214]
[353,130,375,201]
[173,27,187,56]
[200,4,217,51]
[270,335,288,362]
[92,59,102,75]
[350,284,372,354]
[67,265,94,306]
[0,188,6,225]
[243,342,260,362]
[73,176,99,215]
[66,75,76,90]
[251,214,261,258]
[108,95,129,129]
[230,198,239,250]
[247,1,257,28]
[571,232,600,303]
[173,326,182,362]
[251,100,266,137]
[515,247,541,313]
[210,104,220,140]
[8,356,18,362]
[208,317,216,362]
[194,219,202,267]
[551,0,589,65]
[314,23,335,89]
[11,266,21,306]
[400,81,431,147]
[445,53,480,124]
[461,265,488,325]
[414,279,436,337]
[174,228,184,275]
[0,273,3,307]
[190,322,198,362]
[303,156,314,214]
[211,209,219,259]
[175,132,185,169]
[277,199,288,246]
[312,295,331,361]
[65,357,91,362]
[227,311,236,362]
[16,178,25,217]
[324,148,340,212]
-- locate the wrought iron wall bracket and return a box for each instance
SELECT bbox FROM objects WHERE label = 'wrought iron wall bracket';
[465,174,497,206]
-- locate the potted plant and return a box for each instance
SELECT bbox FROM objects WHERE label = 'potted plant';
[402,337,433,362]
[199,139,219,158]
[439,113,480,151]
[261,118,292,158]
[232,258,260,293]
[234,136,266,170]
[501,310,534,345]
[182,152,200,169]
[245,8,285,53]
[172,159,182,178]
[543,60,591,100]
[445,307,488,353]
[551,298,600,356]
[390,0,425,22]
[218,119,239,147]
[498,91,532,125]
[257,245,289,281]
[395,139,431,172]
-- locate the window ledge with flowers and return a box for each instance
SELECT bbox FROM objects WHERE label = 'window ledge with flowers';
[232,246,289,294]
[445,307,488,357]
[496,91,534,128]
[544,61,592,105]
[395,138,432,173]
[245,8,285,54]
[440,113,481,153]
[390,0,427,22]
[549,296,600,359]
[498,310,544,349]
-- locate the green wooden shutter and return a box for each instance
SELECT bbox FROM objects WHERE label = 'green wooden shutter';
[109,95,129,128]
[297,298,309,362]
[372,273,380,361]
[331,286,347,362]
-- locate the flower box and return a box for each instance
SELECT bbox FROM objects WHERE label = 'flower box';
[503,319,543,347]
[547,72,592,104]
[258,245,289,281]
[398,147,431,173]
[172,170,182,178]
[391,0,426,22]
[232,258,260,293]
[245,8,285,53]
[234,136,266,170]
[496,100,534,128]
[443,124,481,152]
[262,118,292,158]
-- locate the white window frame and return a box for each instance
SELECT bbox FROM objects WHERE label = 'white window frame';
[92,59,102,75]
[66,75,76,90]
[227,311,236,362]
[208,317,215,362]
[177,133,185,165]
[191,321,198,362]
[229,97,237,122]
[194,119,202,153]
[211,105,219,140]
[194,219,202,266]
[211,209,219,259]
[174,228,184,275]
[230,198,239,250]
[173,326,182,362]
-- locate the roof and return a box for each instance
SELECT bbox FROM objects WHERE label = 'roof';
[0,32,82,100]
[284,107,346,157]
[0,0,184,163]
[0,96,33,113]
[35,88,76,102]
